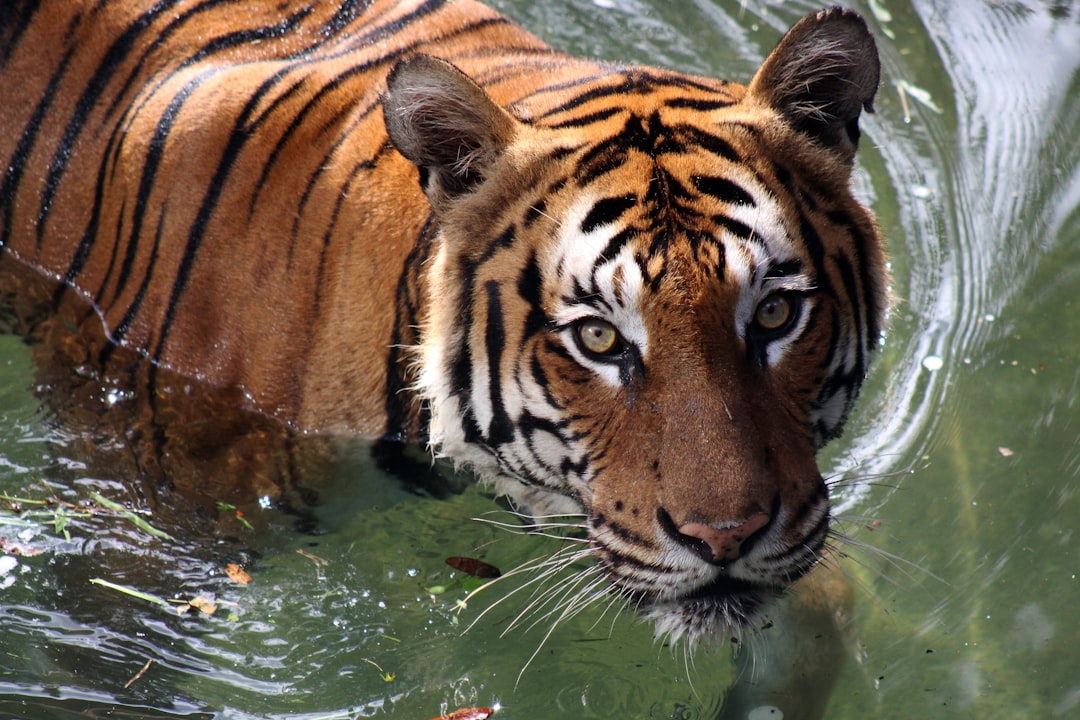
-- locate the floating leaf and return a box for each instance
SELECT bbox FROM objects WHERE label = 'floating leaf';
[225,563,252,585]
[90,492,174,541]
[445,556,501,578]
[187,595,218,615]
[90,578,170,607]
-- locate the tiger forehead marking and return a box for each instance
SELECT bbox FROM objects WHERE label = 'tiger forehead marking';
[1,0,886,647]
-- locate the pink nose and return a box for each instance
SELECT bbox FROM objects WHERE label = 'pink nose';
[677,512,770,562]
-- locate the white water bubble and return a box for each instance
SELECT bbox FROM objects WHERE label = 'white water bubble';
[922,354,944,371]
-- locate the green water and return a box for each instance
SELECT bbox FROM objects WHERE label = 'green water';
[2,0,1079,718]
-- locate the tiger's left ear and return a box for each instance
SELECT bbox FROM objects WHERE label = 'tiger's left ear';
[384,55,519,208]
[747,7,880,164]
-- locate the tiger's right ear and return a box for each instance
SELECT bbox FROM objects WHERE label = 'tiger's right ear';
[384,55,519,207]
[747,7,880,164]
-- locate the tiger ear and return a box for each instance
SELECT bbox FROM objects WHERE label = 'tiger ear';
[384,55,519,206]
[747,7,880,163]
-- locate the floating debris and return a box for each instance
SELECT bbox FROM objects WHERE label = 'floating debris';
[445,556,501,578]
[225,562,252,585]
[431,707,497,720]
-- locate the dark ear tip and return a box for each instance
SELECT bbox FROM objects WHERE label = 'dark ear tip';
[386,54,450,92]
[812,6,872,31]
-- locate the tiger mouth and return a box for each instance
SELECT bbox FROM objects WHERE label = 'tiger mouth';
[629,539,825,642]
[638,576,783,643]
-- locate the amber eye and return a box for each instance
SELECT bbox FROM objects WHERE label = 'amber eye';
[753,294,793,331]
[576,318,620,356]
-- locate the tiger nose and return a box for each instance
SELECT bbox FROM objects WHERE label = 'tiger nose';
[675,512,770,563]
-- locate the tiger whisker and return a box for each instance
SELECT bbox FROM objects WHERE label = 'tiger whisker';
[514,571,613,686]
[470,513,589,539]
[502,555,601,634]
[583,583,632,637]
[827,529,946,586]
[526,203,562,228]
[462,545,592,633]
[516,570,608,635]
[824,458,923,491]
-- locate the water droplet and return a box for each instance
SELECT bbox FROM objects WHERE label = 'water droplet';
[922,355,944,371]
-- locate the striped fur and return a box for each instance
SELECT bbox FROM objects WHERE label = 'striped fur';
[0,0,887,642]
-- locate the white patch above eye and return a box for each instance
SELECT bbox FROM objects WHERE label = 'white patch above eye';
[545,195,649,387]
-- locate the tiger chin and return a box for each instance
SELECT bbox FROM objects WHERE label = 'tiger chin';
[0,0,887,648]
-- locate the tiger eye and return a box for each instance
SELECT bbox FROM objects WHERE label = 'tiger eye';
[577,318,619,356]
[754,294,793,331]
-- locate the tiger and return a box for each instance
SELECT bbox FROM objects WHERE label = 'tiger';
[0,0,887,644]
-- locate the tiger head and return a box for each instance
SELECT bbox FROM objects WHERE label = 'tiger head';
[384,8,886,643]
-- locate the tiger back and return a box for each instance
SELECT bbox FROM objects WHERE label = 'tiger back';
[0,0,887,644]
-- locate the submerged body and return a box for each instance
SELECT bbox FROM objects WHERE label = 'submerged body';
[0,0,887,643]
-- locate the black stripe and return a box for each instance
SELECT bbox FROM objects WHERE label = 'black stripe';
[596,226,635,268]
[483,281,514,446]
[322,0,372,35]
[830,250,865,377]
[517,251,548,340]
[523,199,547,227]
[246,71,322,220]
[310,155,379,322]
[150,64,265,363]
[580,194,637,234]
[764,259,803,279]
[101,0,238,123]
[828,209,881,342]
[537,71,728,121]
[111,198,169,344]
[35,0,179,248]
[0,48,73,249]
[692,175,755,207]
[450,253,477,400]
[712,214,754,242]
[536,76,648,120]
[116,73,208,349]
[816,306,841,371]
[664,96,735,111]
[548,106,622,129]
[675,125,741,162]
[778,481,828,549]
[0,0,40,66]
[592,516,657,550]
[797,213,828,284]
[528,353,564,411]
[382,214,437,443]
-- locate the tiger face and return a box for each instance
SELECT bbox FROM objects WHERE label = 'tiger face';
[386,9,886,642]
